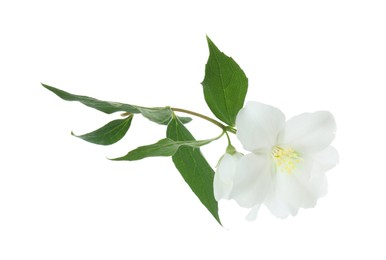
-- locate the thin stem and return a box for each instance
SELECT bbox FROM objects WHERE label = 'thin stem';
[121,107,237,134]
[224,131,231,146]
[205,129,226,143]
[171,107,224,128]
[225,126,237,134]
[171,107,236,134]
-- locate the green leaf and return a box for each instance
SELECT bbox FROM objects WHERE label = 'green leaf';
[72,115,133,145]
[201,36,248,126]
[42,83,192,125]
[166,116,221,225]
[42,83,139,114]
[113,139,177,160]
[175,116,192,124]
[137,107,191,125]
[111,136,216,161]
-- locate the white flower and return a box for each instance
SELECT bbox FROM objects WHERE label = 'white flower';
[214,101,339,220]
[214,152,243,201]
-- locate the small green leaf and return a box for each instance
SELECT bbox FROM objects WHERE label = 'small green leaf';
[112,136,217,161]
[137,107,192,125]
[202,36,248,126]
[137,107,173,125]
[166,116,221,225]
[72,115,133,145]
[42,83,191,125]
[176,116,192,124]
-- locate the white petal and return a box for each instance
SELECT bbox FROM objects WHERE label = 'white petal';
[307,173,328,199]
[245,204,261,221]
[213,153,243,201]
[310,146,339,178]
[236,102,285,152]
[291,170,325,208]
[279,111,336,155]
[230,153,273,208]
[264,159,328,218]
[264,184,292,219]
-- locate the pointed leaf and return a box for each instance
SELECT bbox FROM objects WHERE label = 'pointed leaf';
[202,37,248,126]
[137,107,191,125]
[112,139,177,160]
[42,83,139,114]
[166,116,221,225]
[112,136,216,161]
[72,115,133,145]
[42,83,191,125]
[176,116,192,124]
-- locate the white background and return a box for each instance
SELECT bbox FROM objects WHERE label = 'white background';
[1,0,385,259]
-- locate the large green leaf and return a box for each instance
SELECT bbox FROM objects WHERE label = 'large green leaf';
[166,116,221,225]
[42,83,191,125]
[72,115,133,145]
[42,83,139,114]
[111,136,217,161]
[201,37,248,126]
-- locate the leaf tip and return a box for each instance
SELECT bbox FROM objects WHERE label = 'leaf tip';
[107,155,123,161]
[41,82,49,88]
[107,152,133,161]
[205,35,215,47]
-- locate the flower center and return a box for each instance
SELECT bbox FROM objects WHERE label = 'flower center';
[271,146,302,174]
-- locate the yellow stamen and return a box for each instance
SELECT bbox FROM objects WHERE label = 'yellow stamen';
[271,146,302,174]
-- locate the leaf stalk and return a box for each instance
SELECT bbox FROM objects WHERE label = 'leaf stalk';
[170,107,236,134]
